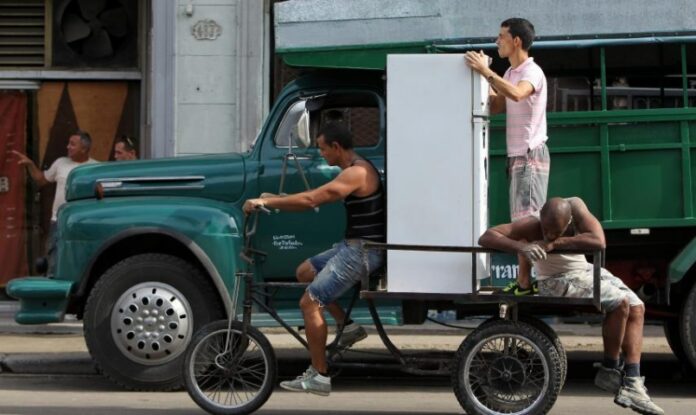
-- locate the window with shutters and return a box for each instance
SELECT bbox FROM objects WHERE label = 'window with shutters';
[0,0,45,68]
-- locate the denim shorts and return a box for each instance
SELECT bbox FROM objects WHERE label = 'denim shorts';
[306,240,385,307]
[537,266,643,312]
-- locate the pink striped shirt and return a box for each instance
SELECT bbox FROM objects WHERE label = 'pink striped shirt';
[503,57,547,157]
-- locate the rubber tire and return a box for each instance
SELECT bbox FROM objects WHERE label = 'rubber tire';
[184,320,277,415]
[518,316,568,389]
[452,320,563,415]
[664,318,689,365]
[479,317,568,389]
[83,253,224,391]
[679,283,696,371]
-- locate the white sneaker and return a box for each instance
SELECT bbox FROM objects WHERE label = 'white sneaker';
[279,366,331,396]
[614,376,664,415]
[336,323,368,349]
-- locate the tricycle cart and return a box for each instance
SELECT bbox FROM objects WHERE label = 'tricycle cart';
[182,213,604,415]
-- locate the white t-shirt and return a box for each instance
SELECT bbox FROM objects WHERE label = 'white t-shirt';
[44,157,98,221]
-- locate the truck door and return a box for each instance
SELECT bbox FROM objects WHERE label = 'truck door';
[254,91,384,280]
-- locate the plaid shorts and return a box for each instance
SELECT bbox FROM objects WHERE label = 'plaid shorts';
[508,143,550,221]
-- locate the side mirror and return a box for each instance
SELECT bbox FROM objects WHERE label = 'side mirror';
[293,109,311,149]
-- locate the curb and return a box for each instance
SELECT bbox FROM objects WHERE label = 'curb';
[0,352,97,376]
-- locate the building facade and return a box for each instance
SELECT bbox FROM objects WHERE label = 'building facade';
[0,0,271,285]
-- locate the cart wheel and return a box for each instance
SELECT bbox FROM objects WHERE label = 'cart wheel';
[479,316,568,390]
[517,316,567,389]
[184,320,277,415]
[452,320,562,415]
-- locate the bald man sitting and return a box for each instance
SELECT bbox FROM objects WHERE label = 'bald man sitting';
[478,197,663,415]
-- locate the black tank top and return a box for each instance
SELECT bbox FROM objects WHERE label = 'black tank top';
[344,158,386,242]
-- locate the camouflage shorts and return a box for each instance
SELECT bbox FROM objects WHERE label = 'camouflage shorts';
[537,267,643,312]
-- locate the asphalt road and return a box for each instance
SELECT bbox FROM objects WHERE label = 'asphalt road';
[1,301,693,414]
[0,373,694,415]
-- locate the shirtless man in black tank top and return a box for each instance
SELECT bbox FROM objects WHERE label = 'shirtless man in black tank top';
[244,123,385,396]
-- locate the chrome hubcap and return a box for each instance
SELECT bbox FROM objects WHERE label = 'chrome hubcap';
[111,282,193,365]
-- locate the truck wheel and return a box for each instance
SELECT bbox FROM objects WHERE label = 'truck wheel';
[663,318,689,365]
[452,320,562,415]
[680,283,696,371]
[84,253,224,391]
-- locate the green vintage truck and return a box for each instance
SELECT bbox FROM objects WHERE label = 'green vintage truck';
[9,34,696,390]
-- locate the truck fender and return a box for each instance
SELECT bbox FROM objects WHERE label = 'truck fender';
[76,227,235,316]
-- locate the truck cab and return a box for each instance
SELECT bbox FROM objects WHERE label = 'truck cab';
[8,70,391,391]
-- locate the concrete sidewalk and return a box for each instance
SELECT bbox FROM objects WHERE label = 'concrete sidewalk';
[0,313,674,377]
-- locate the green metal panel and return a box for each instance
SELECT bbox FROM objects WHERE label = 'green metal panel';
[278,35,696,71]
[549,125,600,148]
[280,42,427,70]
[67,154,246,203]
[433,35,696,53]
[488,108,696,227]
[610,150,683,220]
[608,122,681,146]
[6,277,73,324]
[669,237,696,283]
[548,152,603,219]
[55,197,242,296]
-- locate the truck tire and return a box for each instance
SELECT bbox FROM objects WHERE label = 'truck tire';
[83,253,224,391]
[452,320,562,415]
[679,282,696,371]
[663,318,689,365]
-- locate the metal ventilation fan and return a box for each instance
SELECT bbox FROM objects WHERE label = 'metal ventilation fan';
[60,0,130,59]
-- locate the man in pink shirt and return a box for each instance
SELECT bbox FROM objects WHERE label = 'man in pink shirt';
[466,18,549,295]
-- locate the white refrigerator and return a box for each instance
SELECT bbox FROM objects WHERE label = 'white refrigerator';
[386,54,489,294]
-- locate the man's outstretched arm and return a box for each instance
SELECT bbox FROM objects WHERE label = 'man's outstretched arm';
[12,150,48,187]
[243,166,365,214]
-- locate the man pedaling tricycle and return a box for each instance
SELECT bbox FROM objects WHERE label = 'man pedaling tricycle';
[243,122,385,396]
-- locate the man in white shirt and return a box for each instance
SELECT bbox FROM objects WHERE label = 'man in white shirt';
[12,130,98,274]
